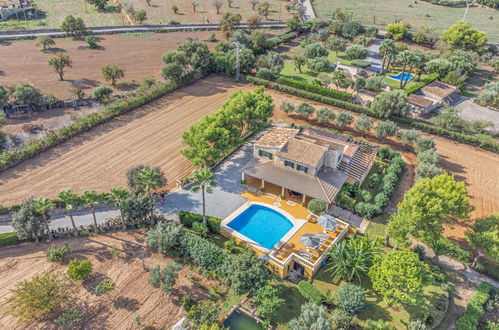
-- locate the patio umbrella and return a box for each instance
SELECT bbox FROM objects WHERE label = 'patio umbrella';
[300,234,321,249]
[317,214,338,231]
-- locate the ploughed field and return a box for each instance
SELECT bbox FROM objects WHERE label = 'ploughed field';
[0,230,216,329]
[1,75,498,243]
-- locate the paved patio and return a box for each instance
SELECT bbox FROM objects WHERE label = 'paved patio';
[157,144,253,220]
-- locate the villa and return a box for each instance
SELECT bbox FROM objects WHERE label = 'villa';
[221,127,378,280]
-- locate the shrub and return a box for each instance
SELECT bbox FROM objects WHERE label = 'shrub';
[55,308,82,326]
[95,279,115,295]
[307,56,330,72]
[224,238,237,253]
[297,280,325,304]
[85,35,98,49]
[350,59,371,68]
[0,232,21,248]
[330,308,357,329]
[256,67,275,80]
[180,293,194,311]
[93,86,113,103]
[434,237,471,264]
[187,299,220,328]
[365,76,386,92]
[5,271,73,322]
[412,244,427,261]
[386,22,409,40]
[456,282,493,330]
[337,284,367,314]
[303,42,328,59]
[476,258,499,281]
[149,262,182,293]
[178,211,221,233]
[46,244,72,262]
[280,99,295,114]
[346,44,368,60]
[192,221,209,237]
[308,198,327,214]
[67,258,93,281]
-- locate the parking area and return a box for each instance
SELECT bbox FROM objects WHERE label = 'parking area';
[454,96,499,134]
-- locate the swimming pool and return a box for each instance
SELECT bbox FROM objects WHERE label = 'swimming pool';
[221,309,263,330]
[387,72,415,82]
[226,204,293,250]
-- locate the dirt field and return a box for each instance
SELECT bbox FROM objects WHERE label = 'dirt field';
[0,230,216,329]
[1,75,497,241]
[0,29,284,98]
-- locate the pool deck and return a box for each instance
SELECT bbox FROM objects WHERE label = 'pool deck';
[239,179,351,271]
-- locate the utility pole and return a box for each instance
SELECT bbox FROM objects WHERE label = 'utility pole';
[235,41,241,81]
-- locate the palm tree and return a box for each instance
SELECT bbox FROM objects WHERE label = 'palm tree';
[189,168,218,226]
[402,51,421,88]
[327,235,380,283]
[81,190,105,233]
[412,50,427,82]
[134,167,167,222]
[109,187,131,230]
[33,198,54,240]
[396,50,414,89]
[379,39,395,74]
[58,189,81,236]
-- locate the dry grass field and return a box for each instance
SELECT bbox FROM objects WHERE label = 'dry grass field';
[0,230,216,329]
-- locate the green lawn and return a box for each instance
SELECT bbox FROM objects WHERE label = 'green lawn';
[312,262,448,329]
[279,51,352,83]
[314,0,499,43]
[383,67,430,91]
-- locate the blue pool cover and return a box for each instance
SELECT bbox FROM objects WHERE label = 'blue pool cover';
[227,204,293,250]
[387,72,415,82]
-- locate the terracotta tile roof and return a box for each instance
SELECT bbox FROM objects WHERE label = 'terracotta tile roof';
[254,127,299,148]
[408,94,434,108]
[422,81,459,99]
[275,138,326,167]
[241,158,347,203]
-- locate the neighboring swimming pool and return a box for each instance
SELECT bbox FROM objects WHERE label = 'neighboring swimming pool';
[387,72,415,82]
[226,204,294,250]
[221,309,263,330]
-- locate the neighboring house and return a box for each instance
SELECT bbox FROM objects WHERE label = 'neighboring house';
[408,93,439,117]
[241,127,378,208]
[353,89,378,107]
[336,63,369,78]
[421,81,461,106]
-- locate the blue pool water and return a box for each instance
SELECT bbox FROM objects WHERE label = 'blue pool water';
[227,204,293,250]
[387,72,415,82]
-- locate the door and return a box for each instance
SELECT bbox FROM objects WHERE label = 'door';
[293,262,305,276]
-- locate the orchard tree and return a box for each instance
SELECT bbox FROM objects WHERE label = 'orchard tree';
[354,114,373,135]
[134,9,147,24]
[365,76,386,92]
[397,129,421,147]
[220,12,242,38]
[288,302,331,330]
[466,213,499,266]
[369,250,430,306]
[13,83,43,105]
[296,102,315,119]
[415,162,443,181]
[326,36,347,56]
[374,120,398,139]
[102,65,125,86]
[257,1,271,20]
[192,1,199,12]
[89,0,108,10]
[316,108,335,125]
[414,136,436,154]
[11,199,46,241]
[61,15,86,37]
[35,35,55,51]
[93,86,113,103]
[149,262,182,293]
[250,0,259,10]
[162,50,189,81]
[304,42,328,59]
[388,173,473,252]
[247,14,262,29]
[371,90,410,118]
[48,53,72,80]
[335,111,354,129]
[293,55,306,73]
[441,21,487,51]
[213,0,223,14]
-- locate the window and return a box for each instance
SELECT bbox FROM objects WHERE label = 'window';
[297,164,308,173]
[337,153,342,163]
[258,149,273,159]
[284,160,295,169]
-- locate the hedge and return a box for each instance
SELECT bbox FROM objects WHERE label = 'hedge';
[456,282,494,330]
[178,211,221,234]
[246,75,499,153]
[276,77,352,102]
[0,232,21,248]
[297,280,325,304]
[0,69,208,172]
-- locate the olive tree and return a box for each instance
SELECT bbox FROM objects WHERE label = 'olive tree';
[102,65,125,86]
[48,53,72,80]
[11,199,46,241]
[371,90,410,118]
[374,120,398,139]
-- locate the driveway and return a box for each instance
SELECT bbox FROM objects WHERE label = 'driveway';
[157,144,253,220]
[366,39,383,73]
[454,96,499,134]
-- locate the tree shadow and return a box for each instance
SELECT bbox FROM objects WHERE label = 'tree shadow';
[113,296,140,311]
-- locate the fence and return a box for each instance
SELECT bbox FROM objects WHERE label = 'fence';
[1,98,94,119]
